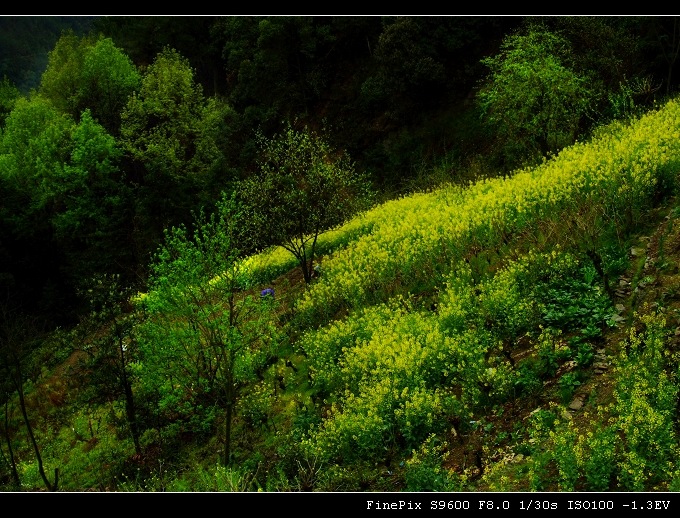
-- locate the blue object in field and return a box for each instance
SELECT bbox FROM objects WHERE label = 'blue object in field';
[261,287,275,298]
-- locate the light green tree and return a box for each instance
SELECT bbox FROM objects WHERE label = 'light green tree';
[476,28,596,170]
[39,32,140,134]
[120,47,228,250]
[136,193,279,465]
[38,30,92,117]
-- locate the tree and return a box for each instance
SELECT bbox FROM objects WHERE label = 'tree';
[239,123,374,284]
[0,95,76,318]
[476,27,596,170]
[39,32,141,134]
[360,17,448,118]
[38,31,94,117]
[217,17,340,128]
[136,193,278,465]
[0,76,20,127]
[71,274,142,456]
[0,301,58,491]
[77,37,142,134]
[649,16,680,97]
[0,97,134,317]
[119,47,226,255]
[92,16,225,96]
[52,109,133,286]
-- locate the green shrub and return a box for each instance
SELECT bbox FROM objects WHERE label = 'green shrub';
[404,435,465,491]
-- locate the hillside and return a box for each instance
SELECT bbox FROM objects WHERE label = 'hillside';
[454,195,680,491]
[3,96,679,492]
[5,16,680,494]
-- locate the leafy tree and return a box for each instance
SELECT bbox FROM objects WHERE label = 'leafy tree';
[213,16,387,177]
[217,17,338,128]
[53,109,133,285]
[542,17,641,94]
[0,76,20,127]
[93,16,225,96]
[239,123,374,284]
[532,17,654,122]
[136,193,279,465]
[0,95,76,317]
[77,37,141,134]
[39,32,141,134]
[120,47,226,255]
[38,31,94,117]
[476,28,596,170]
[360,17,448,117]
[0,97,133,316]
[0,96,73,210]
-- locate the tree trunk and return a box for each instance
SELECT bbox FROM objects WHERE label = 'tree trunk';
[224,398,233,466]
[15,369,57,491]
[118,334,141,455]
[2,400,21,490]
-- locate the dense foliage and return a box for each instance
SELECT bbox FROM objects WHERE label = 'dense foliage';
[2,16,680,492]
[238,123,374,283]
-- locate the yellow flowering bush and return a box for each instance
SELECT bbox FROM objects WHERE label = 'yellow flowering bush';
[613,311,679,490]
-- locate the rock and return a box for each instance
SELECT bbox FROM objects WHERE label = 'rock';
[593,361,609,372]
[568,396,584,410]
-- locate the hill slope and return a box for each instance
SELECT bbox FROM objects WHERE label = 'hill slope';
[6,96,680,492]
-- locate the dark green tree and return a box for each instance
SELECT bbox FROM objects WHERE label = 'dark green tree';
[53,109,133,285]
[0,76,20,126]
[239,123,374,284]
[0,95,76,318]
[0,97,133,316]
[360,17,448,118]
[213,17,384,172]
[218,17,337,128]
